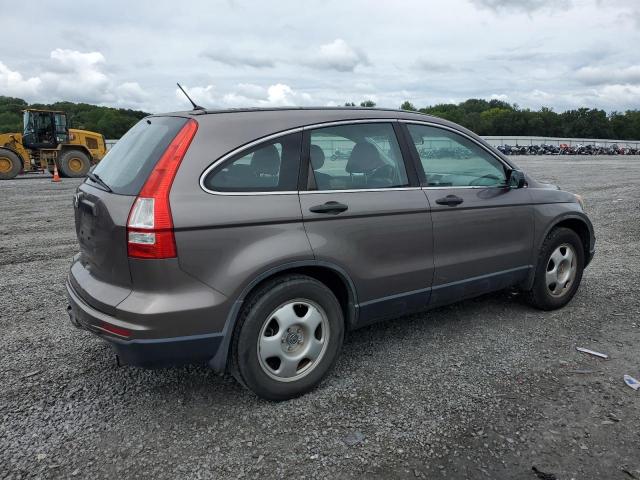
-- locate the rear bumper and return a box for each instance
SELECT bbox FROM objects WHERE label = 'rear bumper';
[66,279,224,368]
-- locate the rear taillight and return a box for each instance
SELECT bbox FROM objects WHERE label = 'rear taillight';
[127,119,198,259]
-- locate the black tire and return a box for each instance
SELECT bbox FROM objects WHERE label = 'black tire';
[58,150,90,178]
[230,274,344,401]
[526,227,584,311]
[0,149,22,180]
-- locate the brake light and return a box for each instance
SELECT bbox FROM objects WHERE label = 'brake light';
[127,119,198,259]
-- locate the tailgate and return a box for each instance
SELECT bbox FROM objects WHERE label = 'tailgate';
[72,184,135,314]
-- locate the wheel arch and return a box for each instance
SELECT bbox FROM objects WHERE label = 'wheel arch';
[208,260,359,373]
[525,212,595,290]
[59,144,94,161]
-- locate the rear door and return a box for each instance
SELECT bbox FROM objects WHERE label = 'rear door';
[72,116,188,313]
[172,131,313,299]
[401,122,534,306]
[298,121,434,325]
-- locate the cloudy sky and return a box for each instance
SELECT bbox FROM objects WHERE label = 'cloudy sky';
[1,0,638,113]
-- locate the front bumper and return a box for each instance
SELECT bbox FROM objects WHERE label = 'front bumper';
[66,279,224,368]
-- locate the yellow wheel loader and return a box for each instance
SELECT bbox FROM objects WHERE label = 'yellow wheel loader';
[0,109,107,180]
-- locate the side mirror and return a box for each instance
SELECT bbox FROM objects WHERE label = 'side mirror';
[508,169,527,189]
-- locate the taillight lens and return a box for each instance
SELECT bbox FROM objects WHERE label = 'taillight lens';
[127,119,198,259]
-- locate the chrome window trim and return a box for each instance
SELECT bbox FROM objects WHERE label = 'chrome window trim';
[421,185,500,190]
[300,187,421,195]
[200,126,303,196]
[199,118,407,196]
[399,119,513,189]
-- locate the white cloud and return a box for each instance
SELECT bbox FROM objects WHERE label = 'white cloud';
[575,65,640,86]
[115,82,148,105]
[0,61,42,97]
[40,49,110,102]
[470,0,573,13]
[178,83,313,109]
[1,1,639,113]
[0,49,149,109]
[263,83,312,106]
[310,39,369,72]
[176,85,216,107]
[200,50,275,68]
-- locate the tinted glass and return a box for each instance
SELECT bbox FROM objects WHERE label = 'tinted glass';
[407,124,506,187]
[204,133,301,192]
[308,123,408,190]
[92,116,187,195]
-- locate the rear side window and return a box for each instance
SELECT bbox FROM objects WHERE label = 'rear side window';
[308,123,408,190]
[92,116,188,195]
[203,133,301,192]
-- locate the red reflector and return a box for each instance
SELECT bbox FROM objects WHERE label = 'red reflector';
[127,119,198,259]
[100,322,131,338]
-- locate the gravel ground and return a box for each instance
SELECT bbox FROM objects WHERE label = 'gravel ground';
[1,156,639,480]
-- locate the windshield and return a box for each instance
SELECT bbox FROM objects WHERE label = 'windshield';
[92,116,188,195]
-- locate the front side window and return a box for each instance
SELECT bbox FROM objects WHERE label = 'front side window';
[204,133,301,192]
[308,123,408,190]
[406,124,506,187]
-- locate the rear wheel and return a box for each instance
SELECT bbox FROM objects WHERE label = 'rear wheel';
[230,274,344,400]
[0,149,21,180]
[527,227,584,310]
[58,150,90,178]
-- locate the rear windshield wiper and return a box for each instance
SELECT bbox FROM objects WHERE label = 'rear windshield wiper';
[87,172,112,192]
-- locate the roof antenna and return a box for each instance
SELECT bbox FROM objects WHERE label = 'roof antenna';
[176,82,204,111]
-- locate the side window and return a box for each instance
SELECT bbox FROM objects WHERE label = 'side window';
[406,124,506,187]
[204,133,301,192]
[308,123,409,190]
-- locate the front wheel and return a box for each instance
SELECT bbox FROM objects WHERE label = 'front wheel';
[0,149,21,180]
[58,150,91,178]
[526,227,584,310]
[230,274,344,401]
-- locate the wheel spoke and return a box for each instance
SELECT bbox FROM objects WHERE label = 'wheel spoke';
[563,246,574,265]
[277,356,300,378]
[304,337,324,362]
[259,335,282,362]
[550,248,564,267]
[303,305,324,332]
[271,303,299,331]
[545,266,557,287]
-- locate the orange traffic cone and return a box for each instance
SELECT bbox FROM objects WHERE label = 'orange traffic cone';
[52,162,61,183]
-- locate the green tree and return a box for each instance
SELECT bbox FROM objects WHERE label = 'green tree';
[400,101,416,111]
[360,100,376,108]
[0,96,148,138]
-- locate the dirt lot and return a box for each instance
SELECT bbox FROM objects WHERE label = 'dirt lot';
[1,156,639,480]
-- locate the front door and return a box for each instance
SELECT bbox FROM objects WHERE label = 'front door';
[299,121,434,325]
[402,122,534,307]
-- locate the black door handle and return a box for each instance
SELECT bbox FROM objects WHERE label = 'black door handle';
[435,195,464,206]
[309,201,348,214]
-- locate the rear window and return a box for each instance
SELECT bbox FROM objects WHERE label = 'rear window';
[91,116,188,195]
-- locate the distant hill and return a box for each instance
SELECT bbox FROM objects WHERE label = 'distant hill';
[0,96,148,139]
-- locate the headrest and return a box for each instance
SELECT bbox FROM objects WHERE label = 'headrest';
[251,144,280,175]
[345,141,384,174]
[310,144,325,170]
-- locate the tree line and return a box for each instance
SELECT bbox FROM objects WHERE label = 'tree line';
[353,99,640,140]
[0,96,147,139]
[2,95,639,140]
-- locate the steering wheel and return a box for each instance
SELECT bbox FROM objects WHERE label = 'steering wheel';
[468,173,502,186]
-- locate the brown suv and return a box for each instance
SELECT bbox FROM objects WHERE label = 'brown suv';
[66,108,595,400]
